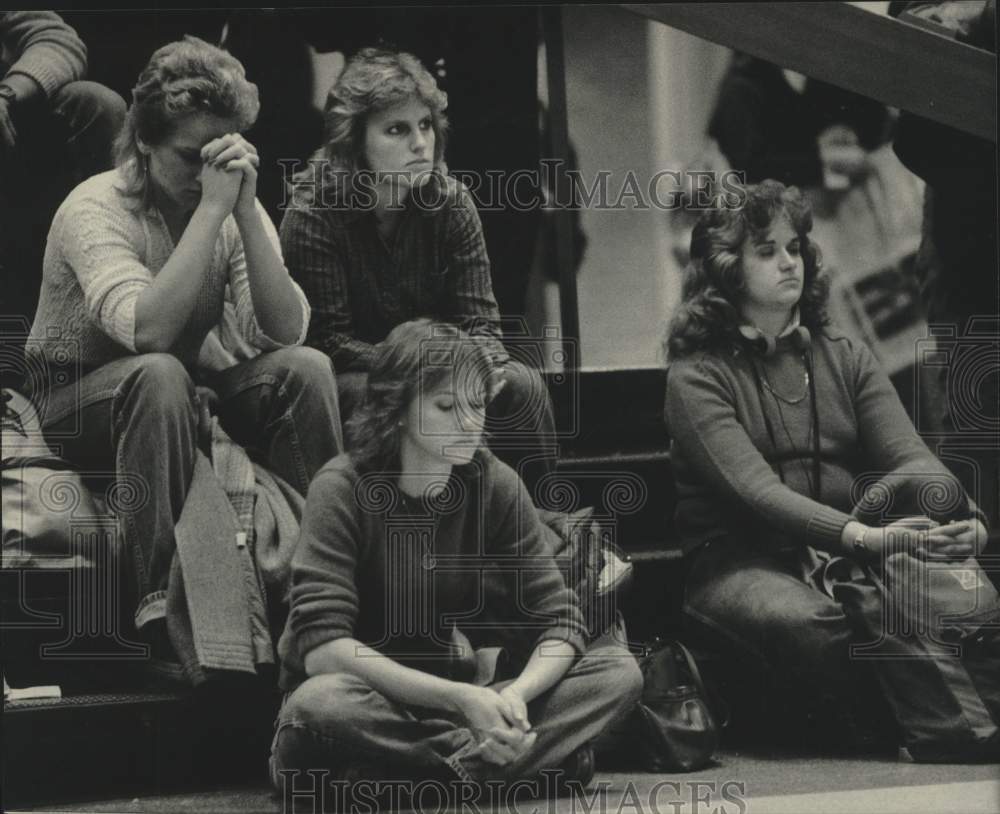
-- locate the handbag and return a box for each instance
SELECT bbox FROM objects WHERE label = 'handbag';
[627,638,720,772]
[823,551,1000,762]
[537,506,634,641]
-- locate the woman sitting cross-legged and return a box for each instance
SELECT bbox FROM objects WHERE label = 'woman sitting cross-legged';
[25,36,343,643]
[270,319,641,802]
[663,180,989,748]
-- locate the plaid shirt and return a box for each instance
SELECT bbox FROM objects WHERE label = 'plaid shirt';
[279,173,504,372]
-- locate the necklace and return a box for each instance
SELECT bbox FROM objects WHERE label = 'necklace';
[749,350,822,501]
[772,396,817,496]
[759,357,810,405]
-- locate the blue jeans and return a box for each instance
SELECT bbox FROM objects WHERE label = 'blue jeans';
[336,359,557,497]
[270,635,642,790]
[35,347,343,629]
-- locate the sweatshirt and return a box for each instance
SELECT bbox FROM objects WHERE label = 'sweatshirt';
[277,450,587,690]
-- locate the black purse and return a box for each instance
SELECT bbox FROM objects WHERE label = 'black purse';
[629,638,720,772]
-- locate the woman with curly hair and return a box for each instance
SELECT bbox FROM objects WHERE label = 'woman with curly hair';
[664,180,988,744]
[26,36,342,641]
[271,318,641,801]
[280,47,557,497]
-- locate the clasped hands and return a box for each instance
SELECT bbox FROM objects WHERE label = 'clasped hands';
[863,516,988,561]
[453,683,536,767]
[198,133,260,219]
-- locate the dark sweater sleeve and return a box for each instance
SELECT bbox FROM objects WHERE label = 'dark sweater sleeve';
[487,459,587,656]
[666,356,851,550]
[285,465,364,662]
[850,338,986,525]
[444,183,506,361]
[279,204,379,372]
[1,12,87,97]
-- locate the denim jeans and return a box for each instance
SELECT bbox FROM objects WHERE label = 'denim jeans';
[684,539,859,698]
[270,634,642,791]
[35,347,343,630]
[336,359,557,497]
[683,470,977,706]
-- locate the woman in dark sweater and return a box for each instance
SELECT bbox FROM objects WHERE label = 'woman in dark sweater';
[664,180,987,742]
[271,318,641,802]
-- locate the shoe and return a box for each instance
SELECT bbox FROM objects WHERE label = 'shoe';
[268,754,280,794]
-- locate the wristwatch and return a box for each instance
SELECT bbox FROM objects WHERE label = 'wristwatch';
[0,83,17,105]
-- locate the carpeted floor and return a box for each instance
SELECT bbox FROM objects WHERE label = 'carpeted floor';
[14,750,999,814]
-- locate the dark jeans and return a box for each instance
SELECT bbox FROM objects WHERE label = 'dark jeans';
[684,539,858,698]
[35,347,343,629]
[683,470,976,720]
[337,359,557,497]
[270,635,642,788]
[1,81,126,327]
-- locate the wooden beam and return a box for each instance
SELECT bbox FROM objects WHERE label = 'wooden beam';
[625,2,996,142]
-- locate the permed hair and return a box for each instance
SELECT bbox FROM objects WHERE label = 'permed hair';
[290,47,449,207]
[665,179,829,359]
[114,36,260,207]
[346,319,495,474]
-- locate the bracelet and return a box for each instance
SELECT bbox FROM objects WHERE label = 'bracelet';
[852,526,870,560]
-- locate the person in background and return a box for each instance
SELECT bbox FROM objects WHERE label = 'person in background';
[25,36,342,649]
[890,0,999,528]
[663,180,987,747]
[1,11,126,344]
[708,54,891,191]
[280,47,557,497]
[271,318,641,802]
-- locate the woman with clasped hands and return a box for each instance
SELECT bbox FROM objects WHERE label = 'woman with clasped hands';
[26,36,342,649]
[663,179,987,745]
[270,320,641,802]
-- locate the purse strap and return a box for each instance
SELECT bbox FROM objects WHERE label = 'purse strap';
[673,641,730,728]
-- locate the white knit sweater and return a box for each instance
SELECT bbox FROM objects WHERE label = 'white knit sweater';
[27,169,310,376]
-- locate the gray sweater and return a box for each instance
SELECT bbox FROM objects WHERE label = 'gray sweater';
[1,12,87,96]
[665,328,976,555]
